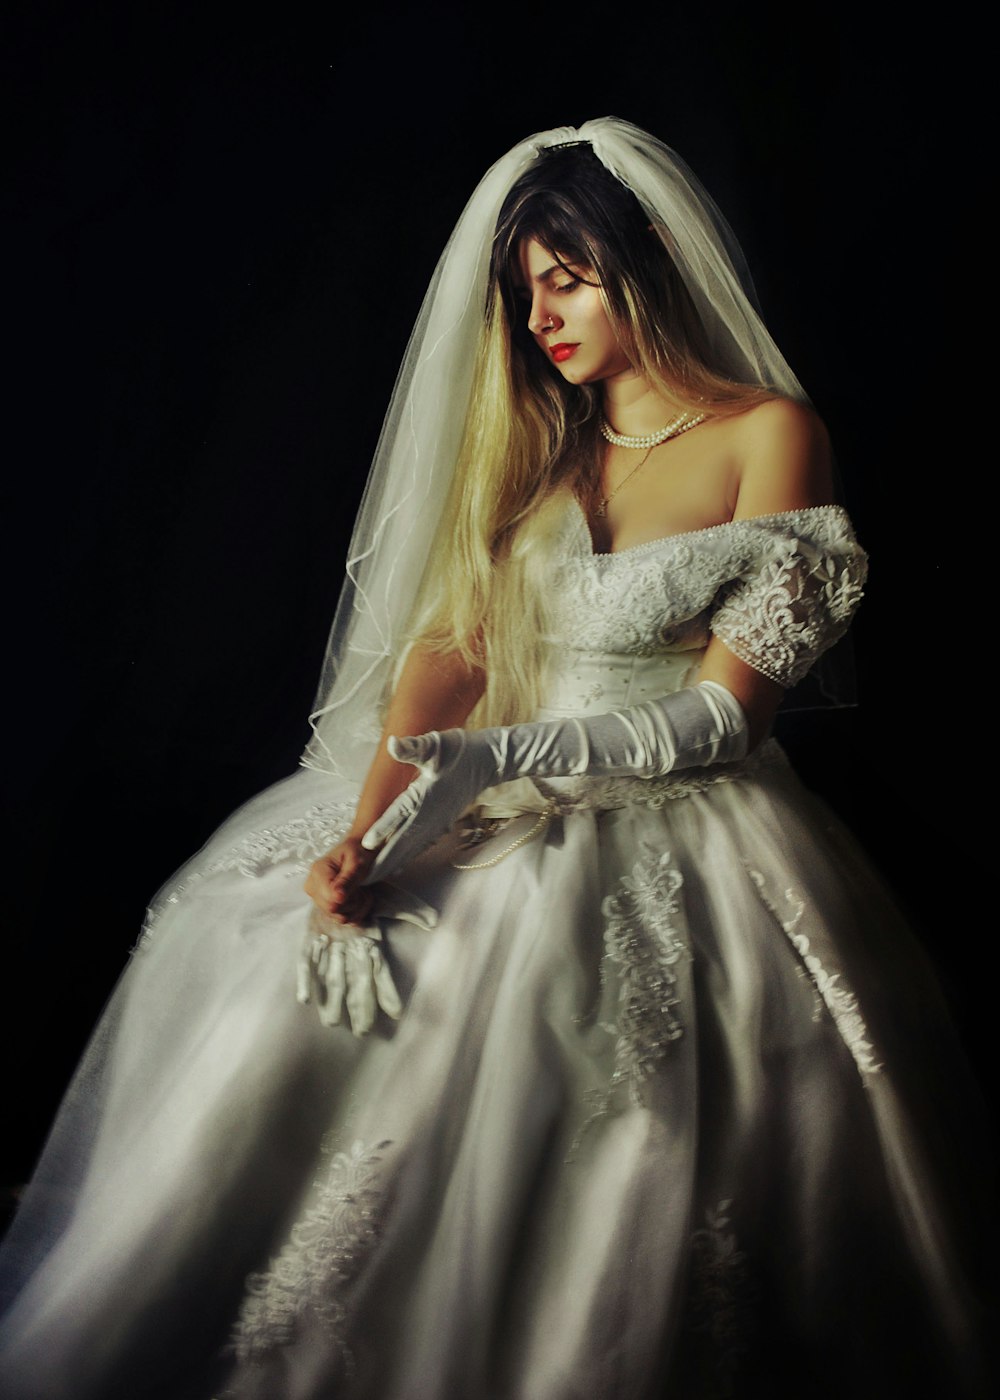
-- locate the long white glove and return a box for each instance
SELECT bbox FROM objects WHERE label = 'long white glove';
[362,680,747,881]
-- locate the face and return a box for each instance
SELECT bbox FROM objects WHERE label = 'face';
[515,239,634,386]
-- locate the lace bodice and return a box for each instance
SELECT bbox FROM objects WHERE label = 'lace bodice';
[538,502,867,715]
[478,502,869,815]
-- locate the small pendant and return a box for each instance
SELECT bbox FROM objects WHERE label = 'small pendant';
[594,500,608,518]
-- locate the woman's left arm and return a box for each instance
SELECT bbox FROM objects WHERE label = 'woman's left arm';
[696,398,836,749]
[363,400,842,878]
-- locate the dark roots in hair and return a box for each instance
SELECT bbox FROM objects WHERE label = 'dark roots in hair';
[490,143,712,386]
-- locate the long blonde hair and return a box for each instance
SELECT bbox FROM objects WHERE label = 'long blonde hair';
[411,143,776,727]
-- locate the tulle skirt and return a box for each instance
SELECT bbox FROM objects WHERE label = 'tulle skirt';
[0,746,990,1399]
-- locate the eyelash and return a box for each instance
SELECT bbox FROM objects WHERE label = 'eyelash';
[515,276,581,303]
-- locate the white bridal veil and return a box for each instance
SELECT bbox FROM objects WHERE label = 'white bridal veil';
[302,117,821,784]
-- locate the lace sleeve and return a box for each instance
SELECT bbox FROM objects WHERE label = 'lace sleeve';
[709,517,868,689]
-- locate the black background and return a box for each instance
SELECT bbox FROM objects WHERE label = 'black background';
[1,1,985,1192]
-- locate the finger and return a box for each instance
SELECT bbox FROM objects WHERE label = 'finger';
[329,889,373,929]
[337,891,375,927]
[296,934,316,1005]
[332,847,371,891]
[327,884,355,919]
[305,888,341,918]
[387,732,438,766]
[345,942,376,1036]
[311,853,341,884]
[361,795,414,852]
[319,943,347,1027]
[305,864,342,912]
[371,946,403,1020]
[327,879,355,914]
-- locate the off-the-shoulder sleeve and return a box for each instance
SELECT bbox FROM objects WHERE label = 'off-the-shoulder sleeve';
[709,508,868,688]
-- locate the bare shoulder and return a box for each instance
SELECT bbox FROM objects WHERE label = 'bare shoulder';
[730,397,835,518]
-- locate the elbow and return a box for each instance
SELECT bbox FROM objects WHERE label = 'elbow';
[739,687,782,753]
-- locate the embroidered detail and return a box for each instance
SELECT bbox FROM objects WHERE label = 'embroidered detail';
[710,539,867,689]
[232,1138,392,1371]
[746,869,881,1076]
[602,847,688,1099]
[205,802,356,878]
[568,848,689,1157]
[550,538,728,661]
[548,503,867,689]
[133,802,356,953]
[688,1198,751,1395]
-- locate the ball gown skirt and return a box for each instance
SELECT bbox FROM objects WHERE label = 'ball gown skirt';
[0,749,985,1399]
[0,506,990,1397]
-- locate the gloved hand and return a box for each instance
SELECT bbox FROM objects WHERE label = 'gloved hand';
[362,680,747,881]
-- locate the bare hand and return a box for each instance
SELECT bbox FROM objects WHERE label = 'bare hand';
[304,836,377,924]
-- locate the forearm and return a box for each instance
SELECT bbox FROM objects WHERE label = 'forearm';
[361,679,751,879]
[493,679,748,782]
[348,644,485,837]
[695,635,785,751]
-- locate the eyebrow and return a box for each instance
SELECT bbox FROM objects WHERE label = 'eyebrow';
[512,263,573,293]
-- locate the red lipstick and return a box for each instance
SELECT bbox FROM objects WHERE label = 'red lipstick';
[550,343,578,363]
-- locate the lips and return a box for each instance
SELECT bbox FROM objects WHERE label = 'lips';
[549,343,579,364]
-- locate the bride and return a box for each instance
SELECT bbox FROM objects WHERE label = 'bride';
[0,119,989,1399]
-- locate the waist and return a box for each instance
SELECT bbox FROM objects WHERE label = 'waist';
[534,649,704,720]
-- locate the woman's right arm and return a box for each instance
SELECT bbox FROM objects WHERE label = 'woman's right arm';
[304,644,485,921]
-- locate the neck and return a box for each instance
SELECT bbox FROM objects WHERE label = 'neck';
[601,377,685,436]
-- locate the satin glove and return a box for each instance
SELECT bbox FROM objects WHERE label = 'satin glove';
[362,680,747,881]
[297,907,403,1036]
[297,886,438,1034]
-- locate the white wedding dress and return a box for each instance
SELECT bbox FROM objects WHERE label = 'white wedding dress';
[0,503,986,1399]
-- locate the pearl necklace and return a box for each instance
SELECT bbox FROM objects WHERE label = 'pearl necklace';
[594,411,707,518]
[599,410,705,450]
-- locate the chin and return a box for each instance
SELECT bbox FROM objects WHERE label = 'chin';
[563,356,631,387]
[556,362,596,385]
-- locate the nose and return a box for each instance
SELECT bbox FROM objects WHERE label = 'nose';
[528,290,561,337]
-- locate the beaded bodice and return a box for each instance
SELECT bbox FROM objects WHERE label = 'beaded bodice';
[536,501,867,719]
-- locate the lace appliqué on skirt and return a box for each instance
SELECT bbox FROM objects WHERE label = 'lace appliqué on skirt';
[135,801,355,951]
[686,1198,752,1398]
[204,801,357,878]
[602,846,688,1098]
[571,847,689,1159]
[232,1138,392,1372]
[746,868,881,1077]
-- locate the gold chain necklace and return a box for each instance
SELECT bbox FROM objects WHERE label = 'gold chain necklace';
[594,411,708,518]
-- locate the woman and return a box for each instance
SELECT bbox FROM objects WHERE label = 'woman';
[0,120,988,1399]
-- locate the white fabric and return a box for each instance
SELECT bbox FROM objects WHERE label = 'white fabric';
[301,118,849,786]
[0,509,985,1400]
[361,680,748,880]
[297,888,437,1034]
